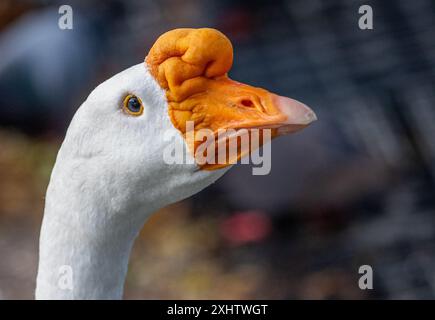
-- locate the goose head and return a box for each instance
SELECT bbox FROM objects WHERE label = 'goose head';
[56,28,316,219]
[36,28,317,300]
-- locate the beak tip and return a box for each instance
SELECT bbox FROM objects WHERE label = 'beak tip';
[306,109,318,124]
[274,95,317,125]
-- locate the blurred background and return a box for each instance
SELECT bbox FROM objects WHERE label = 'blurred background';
[1,0,435,299]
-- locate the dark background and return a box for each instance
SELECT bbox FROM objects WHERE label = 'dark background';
[0,0,435,299]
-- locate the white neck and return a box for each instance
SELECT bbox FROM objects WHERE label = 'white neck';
[35,161,155,299]
[34,62,230,299]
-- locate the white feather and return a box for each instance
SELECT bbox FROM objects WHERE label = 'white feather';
[35,63,229,299]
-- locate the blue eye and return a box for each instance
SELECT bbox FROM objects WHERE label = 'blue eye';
[123,95,143,116]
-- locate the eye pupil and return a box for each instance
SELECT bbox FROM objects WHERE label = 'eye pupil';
[128,97,141,112]
[123,95,143,116]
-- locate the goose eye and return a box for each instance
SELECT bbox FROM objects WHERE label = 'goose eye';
[123,95,143,116]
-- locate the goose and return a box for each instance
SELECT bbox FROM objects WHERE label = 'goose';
[35,28,317,299]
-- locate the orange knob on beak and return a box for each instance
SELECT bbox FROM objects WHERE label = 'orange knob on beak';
[146,28,317,169]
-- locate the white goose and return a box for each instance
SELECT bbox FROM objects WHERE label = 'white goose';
[35,28,316,299]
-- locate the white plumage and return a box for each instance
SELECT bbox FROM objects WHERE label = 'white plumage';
[35,28,317,300]
[35,63,229,299]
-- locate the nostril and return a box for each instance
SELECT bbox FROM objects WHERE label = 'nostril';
[241,99,254,108]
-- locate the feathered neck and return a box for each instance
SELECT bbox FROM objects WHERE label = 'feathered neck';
[35,154,155,299]
[34,62,229,299]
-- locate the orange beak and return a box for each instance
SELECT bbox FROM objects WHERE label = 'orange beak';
[145,28,317,170]
[168,77,317,169]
